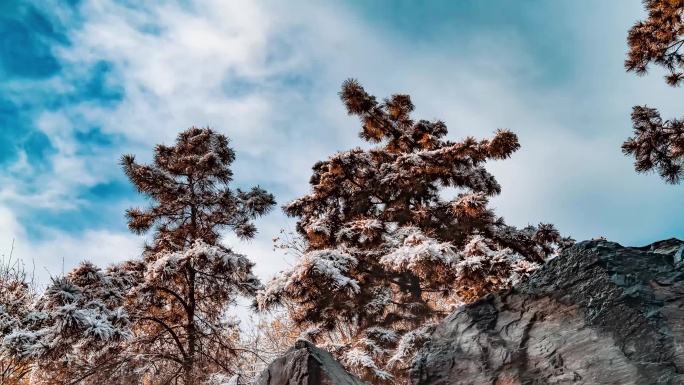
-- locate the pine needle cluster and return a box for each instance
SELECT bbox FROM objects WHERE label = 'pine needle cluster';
[623,0,684,184]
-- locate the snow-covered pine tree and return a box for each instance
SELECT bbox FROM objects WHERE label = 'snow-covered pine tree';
[9,128,277,385]
[258,79,574,382]
[622,0,684,184]
[0,242,37,385]
[10,261,137,385]
[117,127,276,385]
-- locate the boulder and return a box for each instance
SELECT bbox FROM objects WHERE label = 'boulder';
[256,338,370,385]
[410,238,684,385]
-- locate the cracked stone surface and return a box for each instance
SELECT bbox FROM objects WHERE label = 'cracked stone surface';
[256,339,370,385]
[410,238,684,385]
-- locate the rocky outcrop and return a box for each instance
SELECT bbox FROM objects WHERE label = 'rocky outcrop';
[256,339,369,385]
[410,238,684,385]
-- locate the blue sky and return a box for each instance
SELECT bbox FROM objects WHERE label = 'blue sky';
[1,0,683,285]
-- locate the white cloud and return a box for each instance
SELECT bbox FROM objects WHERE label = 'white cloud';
[0,201,143,286]
[0,207,27,260]
[27,229,143,283]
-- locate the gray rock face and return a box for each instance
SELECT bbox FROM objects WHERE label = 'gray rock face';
[256,339,369,385]
[410,238,684,385]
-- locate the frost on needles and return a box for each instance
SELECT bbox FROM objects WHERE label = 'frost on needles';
[257,79,574,383]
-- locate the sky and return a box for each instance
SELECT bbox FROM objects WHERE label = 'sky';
[1,0,683,290]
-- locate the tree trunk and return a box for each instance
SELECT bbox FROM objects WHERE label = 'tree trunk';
[184,266,197,385]
[185,178,198,385]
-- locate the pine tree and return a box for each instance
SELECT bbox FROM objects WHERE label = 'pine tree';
[10,128,277,385]
[623,106,684,184]
[13,261,137,385]
[0,242,38,385]
[622,0,684,183]
[625,0,684,87]
[258,80,573,382]
[118,127,276,384]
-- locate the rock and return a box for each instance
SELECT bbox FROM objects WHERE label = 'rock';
[256,338,370,385]
[410,238,684,385]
